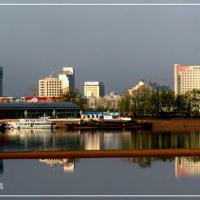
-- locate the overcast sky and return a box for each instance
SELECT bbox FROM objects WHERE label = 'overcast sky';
[1,1,200,96]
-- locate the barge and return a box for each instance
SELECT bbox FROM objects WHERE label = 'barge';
[67,120,152,130]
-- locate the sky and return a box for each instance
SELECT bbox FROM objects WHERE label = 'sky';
[1,0,200,96]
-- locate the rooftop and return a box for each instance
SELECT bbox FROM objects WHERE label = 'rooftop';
[0,102,78,109]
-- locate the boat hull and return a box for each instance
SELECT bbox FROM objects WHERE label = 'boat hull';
[67,121,152,130]
[7,117,57,129]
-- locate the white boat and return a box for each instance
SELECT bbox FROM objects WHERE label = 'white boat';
[8,117,57,129]
[103,115,131,122]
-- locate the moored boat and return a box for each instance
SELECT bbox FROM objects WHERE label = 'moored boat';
[67,120,152,130]
[8,116,57,129]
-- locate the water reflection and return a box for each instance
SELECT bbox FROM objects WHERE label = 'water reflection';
[2,129,200,151]
[127,156,200,178]
[175,157,200,177]
[81,132,101,150]
[2,158,200,195]
[39,159,78,173]
[0,160,3,175]
[0,155,200,179]
[126,157,174,168]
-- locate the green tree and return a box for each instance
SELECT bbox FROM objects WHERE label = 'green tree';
[61,88,87,110]
[119,94,130,116]
[188,89,200,117]
[175,94,191,117]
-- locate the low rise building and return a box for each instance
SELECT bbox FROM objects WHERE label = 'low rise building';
[128,80,154,97]
[128,80,170,95]
[86,91,121,111]
[0,102,79,119]
[128,80,145,95]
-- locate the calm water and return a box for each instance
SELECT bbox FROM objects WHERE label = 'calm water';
[0,129,200,198]
[1,129,200,151]
[0,157,200,196]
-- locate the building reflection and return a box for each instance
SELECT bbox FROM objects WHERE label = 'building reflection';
[4,129,200,151]
[39,159,78,173]
[175,157,200,177]
[103,132,122,150]
[81,132,101,150]
[80,131,124,150]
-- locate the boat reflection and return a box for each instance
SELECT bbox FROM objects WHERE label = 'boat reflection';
[4,129,81,151]
[6,128,57,136]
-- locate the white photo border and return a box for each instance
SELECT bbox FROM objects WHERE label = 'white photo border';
[0,1,199,198]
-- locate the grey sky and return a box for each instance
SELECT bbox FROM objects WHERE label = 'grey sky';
[1,2,200,96]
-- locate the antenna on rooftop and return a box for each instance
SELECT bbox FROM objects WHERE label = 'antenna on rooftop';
[30,84,37,97]
[51,70,56,77]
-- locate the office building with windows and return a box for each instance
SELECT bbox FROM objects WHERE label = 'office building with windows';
[39,75,62,97]
[174,64,200,95]
[84,81,105,98]
[58,67,75,94]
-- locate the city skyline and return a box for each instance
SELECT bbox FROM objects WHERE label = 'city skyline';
[1,2,200,198]
[1,3,200,96]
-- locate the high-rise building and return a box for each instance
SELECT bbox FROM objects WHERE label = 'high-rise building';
[0,67,3,96]
[174,64,200,95]
[39,75,62,97]
[84,81,105,98]
[58,67,75,94]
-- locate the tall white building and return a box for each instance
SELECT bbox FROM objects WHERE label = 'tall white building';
[84,81,105,98]
[174,64,200,95]
[58,67,75,94]
[39,75,62,97]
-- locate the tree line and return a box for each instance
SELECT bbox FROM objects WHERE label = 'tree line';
[60,87,200,118]
[119,87,200,118]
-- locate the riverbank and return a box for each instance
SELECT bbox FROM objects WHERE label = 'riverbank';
[1,118,200,131]
[139,118,200,132]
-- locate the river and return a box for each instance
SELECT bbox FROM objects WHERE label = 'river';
[0,129,199,199]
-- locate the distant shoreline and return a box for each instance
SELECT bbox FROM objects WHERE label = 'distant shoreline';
[1,118,200,131]
[137,118,200,132]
